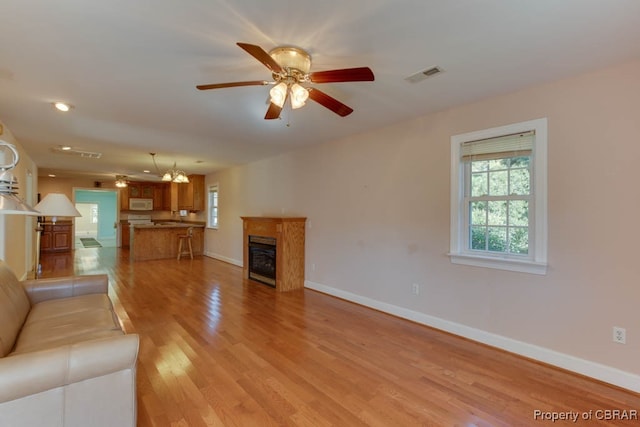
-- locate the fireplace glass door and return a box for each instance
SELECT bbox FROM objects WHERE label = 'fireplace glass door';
[248,236,276,287]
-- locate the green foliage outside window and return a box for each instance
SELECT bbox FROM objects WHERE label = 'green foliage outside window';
[468,157,530,255]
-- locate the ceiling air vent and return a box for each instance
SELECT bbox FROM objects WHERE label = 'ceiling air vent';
[52,147,102,158]
[405,66,444,83]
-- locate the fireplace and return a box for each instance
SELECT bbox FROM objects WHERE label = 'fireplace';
[241,217,306,292]
[248,235,277,287]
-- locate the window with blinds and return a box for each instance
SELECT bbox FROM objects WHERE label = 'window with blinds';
[462,131,534,256]
[450,119,547,275]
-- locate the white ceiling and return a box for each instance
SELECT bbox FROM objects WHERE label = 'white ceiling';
[2,0,640,182]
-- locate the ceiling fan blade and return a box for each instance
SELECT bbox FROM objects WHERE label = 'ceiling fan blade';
[196,80,269,90]
[237,42,284,74]
[264,102,283,120]
[307,88,354,117]
[309,67,374,84]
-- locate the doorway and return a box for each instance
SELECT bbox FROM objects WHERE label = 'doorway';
[73,189,118,248]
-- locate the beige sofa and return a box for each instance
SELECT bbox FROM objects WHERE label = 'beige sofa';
[0,260,139,427]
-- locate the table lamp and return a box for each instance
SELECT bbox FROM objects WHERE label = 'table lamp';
[33,193,81,276]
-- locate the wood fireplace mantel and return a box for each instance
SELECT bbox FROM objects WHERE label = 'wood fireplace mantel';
[241,217,306,292]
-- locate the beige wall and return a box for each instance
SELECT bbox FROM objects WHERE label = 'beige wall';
[37,176,101,201]
[204,59,640,390]
[0,122,38,279]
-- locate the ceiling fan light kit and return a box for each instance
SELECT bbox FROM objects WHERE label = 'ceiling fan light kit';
[269,46,311,75]
[197,42,374,120]
[115,175,128,188]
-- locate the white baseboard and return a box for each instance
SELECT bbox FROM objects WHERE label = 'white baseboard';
[305,280,640,393]
[204,251,243,267]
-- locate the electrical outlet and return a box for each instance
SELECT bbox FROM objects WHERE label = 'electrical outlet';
[613,327,626,344]
[411,283,420,295]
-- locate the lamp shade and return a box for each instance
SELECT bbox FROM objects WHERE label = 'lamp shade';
[0,193,40,215]
[34,193,81,218]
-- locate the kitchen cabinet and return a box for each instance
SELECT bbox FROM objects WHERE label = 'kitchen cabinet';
[127,183,154,199]
[177,175,205,211]
[121,223,130,248]
[163,183,173,211]
[120,187,129,211]
[119,178,203,212]
[131,224,204,261]
[153,184,164,210]
[121,183,166,211]
[128,183,141,198]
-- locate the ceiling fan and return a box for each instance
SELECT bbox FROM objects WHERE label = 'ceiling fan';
[196,42,374,119]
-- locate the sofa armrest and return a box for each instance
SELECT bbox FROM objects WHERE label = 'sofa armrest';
[0,334,139,403]
[21,274,109,305]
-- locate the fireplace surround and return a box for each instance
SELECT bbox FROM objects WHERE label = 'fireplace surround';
[241,217,306,292]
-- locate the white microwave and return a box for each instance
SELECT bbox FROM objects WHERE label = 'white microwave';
[129,198,153,211]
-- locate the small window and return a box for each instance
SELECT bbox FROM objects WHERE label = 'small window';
[91,206,99,224]
[450,118,547,274]
[207,184,219,229]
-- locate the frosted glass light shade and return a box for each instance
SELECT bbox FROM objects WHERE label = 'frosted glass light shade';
[290,83,309,109]
[269,82,287,108]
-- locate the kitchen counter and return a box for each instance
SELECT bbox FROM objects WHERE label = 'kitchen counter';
[135,222,203,228]
[130,223,205,261]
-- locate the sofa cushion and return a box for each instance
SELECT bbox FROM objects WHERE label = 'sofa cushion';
[0,261,31,357]
[10,294,123,355]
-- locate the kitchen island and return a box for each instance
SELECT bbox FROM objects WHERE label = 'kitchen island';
[131,222,205,261]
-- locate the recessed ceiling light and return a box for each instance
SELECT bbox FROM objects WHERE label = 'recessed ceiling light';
[48,174,56,177]
[53,102,73,112]
[60,145,72,151]
[143,170,151,173]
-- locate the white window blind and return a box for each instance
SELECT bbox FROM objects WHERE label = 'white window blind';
[461,131,534,162]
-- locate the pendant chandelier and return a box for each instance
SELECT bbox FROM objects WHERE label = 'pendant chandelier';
[161,162,189,183]
[150,153,189,184]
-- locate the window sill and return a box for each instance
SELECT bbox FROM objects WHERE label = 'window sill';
[449,252,547,275]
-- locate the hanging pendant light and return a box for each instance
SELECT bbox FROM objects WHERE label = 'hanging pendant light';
[161,162,189,184]
[151,153,190,184]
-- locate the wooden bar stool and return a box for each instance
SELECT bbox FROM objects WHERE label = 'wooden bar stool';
[177,227,194,260]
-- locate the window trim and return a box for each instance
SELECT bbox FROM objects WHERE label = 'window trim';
[207,183,219,229]
[450,118,548,275]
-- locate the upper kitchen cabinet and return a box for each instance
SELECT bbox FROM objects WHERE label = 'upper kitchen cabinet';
[120,187,129,211]
[178,175,205,211]
[153,184,165,210]
[120,182,166,211]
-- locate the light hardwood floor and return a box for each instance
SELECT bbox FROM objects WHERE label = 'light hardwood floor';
[39,248,639,426]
